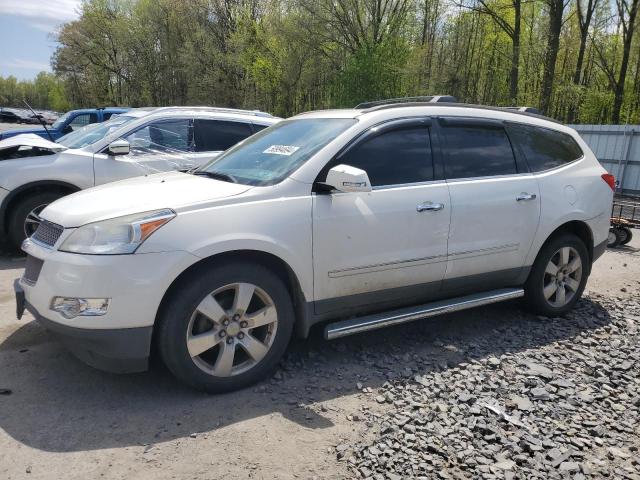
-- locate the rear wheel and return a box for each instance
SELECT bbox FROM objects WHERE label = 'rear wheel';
[607,228,622,248]
[524,234,589,316]
[619,227,633,246]
[8,192,64,249]
[157,262,294,393]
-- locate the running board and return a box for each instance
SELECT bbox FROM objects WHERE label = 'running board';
[324,288,524,340]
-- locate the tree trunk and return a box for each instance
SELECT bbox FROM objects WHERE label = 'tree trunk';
[540,0,563,115]
[509,0,521,105]
[612,0,639,123]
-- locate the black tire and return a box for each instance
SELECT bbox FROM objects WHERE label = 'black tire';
[157,261,295,393]
[524,234,589,317]
[620,227,633,245]
[607,228,622,248]
[8,192,64,249]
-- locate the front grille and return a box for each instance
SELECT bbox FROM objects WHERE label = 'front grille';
[32,220,64,247]
[23,255,44,286]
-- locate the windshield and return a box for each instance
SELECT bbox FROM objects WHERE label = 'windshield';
[58,115,136,149]
[199,118,357,186]
[52,112,71,130]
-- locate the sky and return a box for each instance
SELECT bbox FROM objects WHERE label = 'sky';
[0,0,82,80]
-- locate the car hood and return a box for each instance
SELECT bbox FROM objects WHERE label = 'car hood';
[41,171,253,228]
[0,133,66,153]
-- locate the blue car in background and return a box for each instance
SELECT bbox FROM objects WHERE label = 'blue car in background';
[0,107,129,141]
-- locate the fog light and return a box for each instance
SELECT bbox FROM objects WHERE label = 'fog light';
[50,297,110,319]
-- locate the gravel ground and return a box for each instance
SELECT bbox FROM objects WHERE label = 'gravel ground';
[0,235,638,479]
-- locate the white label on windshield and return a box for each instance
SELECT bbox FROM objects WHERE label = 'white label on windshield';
[263,145,300,156]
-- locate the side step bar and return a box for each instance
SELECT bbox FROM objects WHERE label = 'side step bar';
[324,288,524,340]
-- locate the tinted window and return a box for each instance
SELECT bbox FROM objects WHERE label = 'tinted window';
[103,112,114,120]
[508,124,583,171]
[252,123,269,133]
[340,127,433,186]
[194,119,253,152]
[125,119,193,154]
[69,113,98,130]
[442,125,516,179]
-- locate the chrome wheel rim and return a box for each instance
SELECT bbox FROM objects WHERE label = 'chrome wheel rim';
[24,203,48,238]
[607,231,617,246]
[543,246,583,308]
[186,282,278,377]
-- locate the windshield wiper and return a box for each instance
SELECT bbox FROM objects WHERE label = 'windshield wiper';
[193,170,238,183]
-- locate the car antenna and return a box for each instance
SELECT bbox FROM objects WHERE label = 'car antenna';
[22,100,55,142]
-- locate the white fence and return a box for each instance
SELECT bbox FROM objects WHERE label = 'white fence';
[569,124,640,196]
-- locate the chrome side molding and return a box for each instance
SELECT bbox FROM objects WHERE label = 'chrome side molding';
[324,288,524,340]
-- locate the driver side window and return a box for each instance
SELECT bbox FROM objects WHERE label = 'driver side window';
[339,127,434,186]
[124,119,193,155]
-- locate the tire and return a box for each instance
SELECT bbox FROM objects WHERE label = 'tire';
[620,227,633,246]
[607,228,622,248]
[8,192,64,249]
[524,234,589,317]
[157,261,295,393]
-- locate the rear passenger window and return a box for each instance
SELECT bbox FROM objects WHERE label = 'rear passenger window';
[339,127,433,186]
[507,124,583,171]
[442,125,517,179]
[194,119,253,152]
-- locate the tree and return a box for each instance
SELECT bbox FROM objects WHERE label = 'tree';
[461,0,522,104]
[539,0,569,115]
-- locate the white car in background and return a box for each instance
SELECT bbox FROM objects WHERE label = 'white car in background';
[0,107,280,248]
[15,100,613,393]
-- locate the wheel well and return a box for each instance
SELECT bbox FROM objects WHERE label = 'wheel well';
[153,250,308,351]
[542,220,594,271]
[2,182,79,232]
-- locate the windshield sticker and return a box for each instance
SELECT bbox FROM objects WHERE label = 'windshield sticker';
[263,145,300,156]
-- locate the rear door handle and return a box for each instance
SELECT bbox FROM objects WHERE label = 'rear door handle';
[516,193,537,201]
[417,201,445,212]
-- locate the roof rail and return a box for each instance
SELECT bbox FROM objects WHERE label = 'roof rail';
[503,106,542,115]
[357,101,560,123]
[355,95,457,109]
[141,106,274,118]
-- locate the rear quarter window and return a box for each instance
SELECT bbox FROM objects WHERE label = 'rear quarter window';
[507,123,583,172]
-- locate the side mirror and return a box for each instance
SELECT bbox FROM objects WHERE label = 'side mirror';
[62,125,73,134]
[323,164,372,193]
[108,139,130,156]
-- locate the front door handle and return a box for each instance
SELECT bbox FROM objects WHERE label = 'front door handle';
[417,201,445,212]
[516,192,537,201]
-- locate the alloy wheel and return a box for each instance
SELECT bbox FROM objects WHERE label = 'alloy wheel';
[186,282,278,377]
[542,246,583,308]
[23,203,48,238]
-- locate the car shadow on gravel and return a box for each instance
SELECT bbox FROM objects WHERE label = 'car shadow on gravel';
[0,296,611,453]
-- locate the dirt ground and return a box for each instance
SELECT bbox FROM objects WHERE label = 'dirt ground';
[0,234,638,480]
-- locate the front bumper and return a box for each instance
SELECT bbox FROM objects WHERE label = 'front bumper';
[15,281,152,373]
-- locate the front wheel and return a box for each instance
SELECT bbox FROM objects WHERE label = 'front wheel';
[8,192,64,249]
[524,234,589,317]
[157,262,294,393]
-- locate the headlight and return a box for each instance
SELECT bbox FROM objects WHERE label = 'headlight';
[59,209,175,255]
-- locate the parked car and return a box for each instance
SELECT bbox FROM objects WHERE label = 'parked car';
[0,106,279,248]
[0,108,23,123]
[0,107,129,141]
[15,100,613,392]
[0,108,37,124]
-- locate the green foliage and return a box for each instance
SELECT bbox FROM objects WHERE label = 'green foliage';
[0,73,69,111]
[5,0,638,124]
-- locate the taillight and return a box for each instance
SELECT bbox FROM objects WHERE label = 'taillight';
[601,173,615,191]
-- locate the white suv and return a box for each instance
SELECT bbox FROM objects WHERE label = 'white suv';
[15,101,613,392]
[0,107,279,249]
